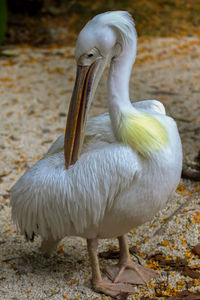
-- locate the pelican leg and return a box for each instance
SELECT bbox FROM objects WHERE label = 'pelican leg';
[87,238,135,297]
[104,235,159,285]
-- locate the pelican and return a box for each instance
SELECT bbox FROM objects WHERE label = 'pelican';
[11,11,182,297]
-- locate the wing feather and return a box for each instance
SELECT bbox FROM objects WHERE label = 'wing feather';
[11,144,138,240]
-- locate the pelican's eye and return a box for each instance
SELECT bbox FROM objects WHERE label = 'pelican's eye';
[88,53,94,58]
[77,48,102,66]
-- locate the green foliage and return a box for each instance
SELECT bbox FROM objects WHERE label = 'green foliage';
[0,0,7,46]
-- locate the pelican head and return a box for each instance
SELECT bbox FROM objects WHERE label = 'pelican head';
[64,11,137,168]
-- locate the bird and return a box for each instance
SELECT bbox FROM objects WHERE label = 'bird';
[10,11,182,297]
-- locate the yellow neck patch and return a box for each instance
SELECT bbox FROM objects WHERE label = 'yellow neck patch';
[118,110,168,157]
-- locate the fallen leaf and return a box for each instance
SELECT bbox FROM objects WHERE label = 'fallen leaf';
[147,251,200,279]
[182,268,200,279]
[168,290,200,300]
[192,244,200,257]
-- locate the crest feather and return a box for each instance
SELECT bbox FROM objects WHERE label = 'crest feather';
[92,11,137,45]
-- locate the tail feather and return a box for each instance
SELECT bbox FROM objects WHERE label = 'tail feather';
[25,231,36,242]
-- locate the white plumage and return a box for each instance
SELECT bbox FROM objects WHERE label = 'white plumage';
[11,11,182,297]
[11,100,181,240]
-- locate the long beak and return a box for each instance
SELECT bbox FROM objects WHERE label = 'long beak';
[64,60,100,169]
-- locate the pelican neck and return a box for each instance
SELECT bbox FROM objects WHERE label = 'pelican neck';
[107,39,137,128]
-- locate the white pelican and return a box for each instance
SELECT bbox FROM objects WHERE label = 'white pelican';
[11,11,182,297]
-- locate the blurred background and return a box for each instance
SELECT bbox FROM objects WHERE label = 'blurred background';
[1,0,200,47]
[0,2,199,299]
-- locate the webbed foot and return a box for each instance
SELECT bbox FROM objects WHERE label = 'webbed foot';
[104,259,159,285]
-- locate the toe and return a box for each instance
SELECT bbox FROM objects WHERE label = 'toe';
[104,263,159,285]
[93,279,135,297]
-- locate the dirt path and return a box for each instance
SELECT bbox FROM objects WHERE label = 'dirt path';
[0,37,199,299]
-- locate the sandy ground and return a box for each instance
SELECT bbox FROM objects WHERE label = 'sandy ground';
[0,37,200,299]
